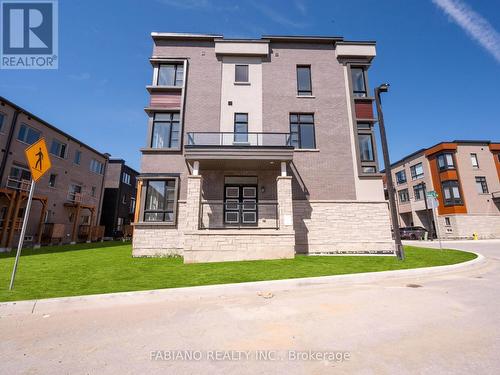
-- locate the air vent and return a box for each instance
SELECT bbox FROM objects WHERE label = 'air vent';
[228,101,233,106]
[274,52,279,57]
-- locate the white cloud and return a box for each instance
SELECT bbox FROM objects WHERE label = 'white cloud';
[432,0,500,63]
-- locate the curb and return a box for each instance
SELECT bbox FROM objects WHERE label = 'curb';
[0,252,486,317]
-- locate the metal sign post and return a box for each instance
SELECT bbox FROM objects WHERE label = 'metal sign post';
[427,195,443,251]
[8,138,51,290]
[9,180,36,290]
[433,204,443,251]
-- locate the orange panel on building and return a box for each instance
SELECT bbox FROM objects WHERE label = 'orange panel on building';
[428,156,467,215]
[354,100,374,120]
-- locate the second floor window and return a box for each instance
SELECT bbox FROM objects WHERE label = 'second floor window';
[50,139,67,158]
[398,188,410,203]
[351,67,367,97]
[8,165,30,189]
[296,65,312,96]
[470,153,479,168]
[157,64,184,86]
[475,176,489,194]
[410,163,424,180]
[290,114,315,149]
[151,112,180,149]
[74,150,81,165]
[235,65,249,83]
[122,172,131,185]
[396,170,407,184]
[234,113,248,143]
[442,180,462,205]
[437,153,455,170]
[413,184,424,200]
[17,124,40,145]
[90,159,104,174]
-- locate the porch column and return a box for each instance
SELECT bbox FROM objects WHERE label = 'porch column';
[70,204,81,244]
[277,175,293,230]
[185,175,202,231]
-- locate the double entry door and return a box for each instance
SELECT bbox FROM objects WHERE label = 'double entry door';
[224,184,257,225]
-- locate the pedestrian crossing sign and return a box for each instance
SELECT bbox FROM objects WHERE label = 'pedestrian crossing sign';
[25,138,52,182]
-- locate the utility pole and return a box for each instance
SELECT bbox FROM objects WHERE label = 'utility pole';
[375,84,404,260]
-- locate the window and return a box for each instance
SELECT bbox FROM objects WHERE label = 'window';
[0,113,4,132]
[445,217,451,226]
[296,65,312,96]
[91,186,96,197]
[122,172,131,185]
[396,170,407,185]
[235,65,249,83]
[69,184,82,202]
[470,153,479,168]
[143,180,177,222]
[17,124,40,145]
[122,195,127,204]
[351,67,367,97]
[437,153,455,170]
[48,174,57,188]
[357,123,377,173]
[290,114,315,149]
[475,176,489,194]
[8,165,31,189]
[398,189,410,203]
[413,184,424,200]
[151,112,180,149]
[157,63,184,86]
[90,159,104,174]
[234,113,248,143]
[441,180,462,205]
[130,197,136,214]
[74,150,81,165]
[410,163,424,180]
[50,139,66,158]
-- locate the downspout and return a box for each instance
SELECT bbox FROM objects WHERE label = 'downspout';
[0,109,20,183]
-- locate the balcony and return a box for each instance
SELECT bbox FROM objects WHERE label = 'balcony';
[184,132,294,170]
[5,177,31,192]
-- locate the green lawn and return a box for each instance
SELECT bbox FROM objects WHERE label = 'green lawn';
[0,242,476,302]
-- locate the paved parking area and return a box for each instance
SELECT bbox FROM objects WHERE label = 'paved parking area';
[1,240,499,374]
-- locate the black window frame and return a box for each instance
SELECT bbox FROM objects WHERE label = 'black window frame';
[437,152,455,171]
[470,153,479,169]
[48,173,57,188]
[475,176,489,194]
[351,67,368,97]
[410,163,424,180]
[289,113,315,149]
[398,188,410,203]
[296,65,312,96]
[413,184,424,200]
[142,179,178,223]
[233,113,248,143]
[157,63,184,87]
[441,180,463,206]
[17,123,41,145]
[49,139,67,158]
[151,112,181,149]
[395,170,407,185]
[235,64,249,83]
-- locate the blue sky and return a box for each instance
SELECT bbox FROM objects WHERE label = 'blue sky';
[0,0,499,171]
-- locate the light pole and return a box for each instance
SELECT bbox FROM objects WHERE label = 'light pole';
[375,83,404,260]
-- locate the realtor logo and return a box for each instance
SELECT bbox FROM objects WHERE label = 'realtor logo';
[1,0,58,69]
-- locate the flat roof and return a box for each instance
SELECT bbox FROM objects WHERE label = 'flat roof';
[108,158,140,175]
[0,95,108,159]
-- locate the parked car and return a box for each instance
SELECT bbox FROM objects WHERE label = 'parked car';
[399,226,428,240]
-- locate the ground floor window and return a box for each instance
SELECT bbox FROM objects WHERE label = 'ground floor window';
[143,179,177,222]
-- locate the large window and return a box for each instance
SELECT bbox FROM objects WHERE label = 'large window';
[441,180,462,206]
[90,159,104,174]
[351,67,367,97]
[437,153,455,170]
[470,153,479,168]
[234,113,248,143]
[151,112,180,149]
[235,65,249,83]
[50,139,67,158]
[8,165,31,189]
[413,184,425,200]
[17,124,40,145]
[475,176,489,194]
[296,65,312,96]
[144,180,177,222]
[398,188,410,203]
[396,170,407,185]
[410,163,424,180]
[157,63,184,86]
[290,114,315,149]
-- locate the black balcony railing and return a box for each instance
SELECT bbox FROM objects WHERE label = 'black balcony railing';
[186,132,292,147]
[199,202,279,229]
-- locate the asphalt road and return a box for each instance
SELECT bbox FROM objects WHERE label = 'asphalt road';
[1,240,499,374]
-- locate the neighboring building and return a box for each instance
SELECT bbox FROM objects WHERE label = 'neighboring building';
[100,159,138,237]
[388,140,500,239]
[133,32,395,263]
[0,96,108,250]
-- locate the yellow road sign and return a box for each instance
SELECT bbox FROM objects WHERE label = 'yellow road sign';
[25,138,52,182]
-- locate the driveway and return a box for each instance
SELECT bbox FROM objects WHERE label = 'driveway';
[1,240,499,374]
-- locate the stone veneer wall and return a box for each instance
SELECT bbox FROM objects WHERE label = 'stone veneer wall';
[293,201,395,254]
[437,214,500,239]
